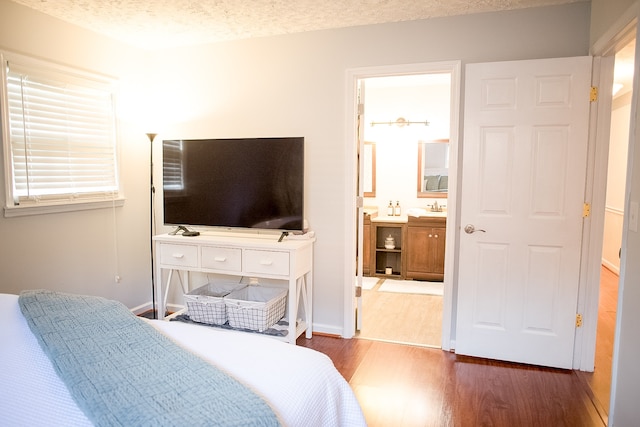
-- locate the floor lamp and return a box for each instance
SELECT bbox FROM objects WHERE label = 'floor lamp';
[146,132,157,319]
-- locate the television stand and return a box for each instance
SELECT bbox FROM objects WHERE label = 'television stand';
[153,232,315,344]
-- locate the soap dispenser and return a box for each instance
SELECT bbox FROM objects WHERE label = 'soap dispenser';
[395,201,401,216]
[387,201,394,216]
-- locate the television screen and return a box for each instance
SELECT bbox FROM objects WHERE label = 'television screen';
[162,137,304,231]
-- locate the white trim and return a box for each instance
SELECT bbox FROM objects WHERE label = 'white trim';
[129,302,153,315]
[0,50,121,212]
[343,61,461,349]
[574,54,613,372]
[579,6,639,373]
[602,258,621,275]
[591,4,640,57]
[605,205,626,216]
[589,4,640,425]
[310,323,344,337]
[3,197,125,217]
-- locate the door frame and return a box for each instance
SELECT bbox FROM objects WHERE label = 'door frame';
[343,61,461,350]
[578,8,638,373]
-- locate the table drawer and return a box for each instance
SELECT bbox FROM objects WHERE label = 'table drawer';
[159,243,198,268]
[244,250,289,276]
[201,246,242,272]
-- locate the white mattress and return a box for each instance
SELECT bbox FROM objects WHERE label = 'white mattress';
[0,293,365,426]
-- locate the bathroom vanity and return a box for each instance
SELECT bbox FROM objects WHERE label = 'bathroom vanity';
[365,212,446,281]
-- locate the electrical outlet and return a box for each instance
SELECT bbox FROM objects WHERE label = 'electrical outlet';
[630,201,639,232]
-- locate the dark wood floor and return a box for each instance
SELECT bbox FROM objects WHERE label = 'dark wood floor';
[575,265,618,423]
[297,266,618,427]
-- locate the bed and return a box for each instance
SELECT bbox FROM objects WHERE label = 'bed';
[0,291,366,426]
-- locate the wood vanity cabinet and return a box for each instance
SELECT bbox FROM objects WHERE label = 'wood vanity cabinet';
[405,216,446,281]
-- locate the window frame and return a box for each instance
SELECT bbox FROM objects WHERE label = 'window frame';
[0,51,124,217]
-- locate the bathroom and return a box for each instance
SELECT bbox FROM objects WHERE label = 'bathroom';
[357,72,452,347]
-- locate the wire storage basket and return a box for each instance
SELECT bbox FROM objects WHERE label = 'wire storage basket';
[185,282,246,325]
[224,286,287,332]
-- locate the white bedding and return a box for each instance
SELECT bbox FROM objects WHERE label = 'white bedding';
[0,293,365,426]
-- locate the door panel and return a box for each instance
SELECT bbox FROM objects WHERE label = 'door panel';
[456,56,591,369]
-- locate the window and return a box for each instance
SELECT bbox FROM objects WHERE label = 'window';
[162,140,184,191]
[1,52,121,216]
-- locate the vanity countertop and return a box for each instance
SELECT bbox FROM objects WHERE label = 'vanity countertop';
[372,215,408,223]
[413,211,447,218]
[405,207,447,218]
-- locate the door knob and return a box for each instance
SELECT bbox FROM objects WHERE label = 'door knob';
[464,224,486,234]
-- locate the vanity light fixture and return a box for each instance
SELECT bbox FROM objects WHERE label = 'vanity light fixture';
[370,117,429,127]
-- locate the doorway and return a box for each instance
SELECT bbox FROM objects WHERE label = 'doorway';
[588,34,636,418]
[352,65,460,348]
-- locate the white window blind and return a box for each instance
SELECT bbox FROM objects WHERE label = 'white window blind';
[3,57,119,210]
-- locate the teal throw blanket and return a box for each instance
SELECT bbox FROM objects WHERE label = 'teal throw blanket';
[19,290,280,427]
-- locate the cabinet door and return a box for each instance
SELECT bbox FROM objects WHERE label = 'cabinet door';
[406,226,432,276]
[406,222,446,281]
[431,227,446,275]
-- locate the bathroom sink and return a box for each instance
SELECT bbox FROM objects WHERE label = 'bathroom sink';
[406,207,447,218]
[422,211,447,217]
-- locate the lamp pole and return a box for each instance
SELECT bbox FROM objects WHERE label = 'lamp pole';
[146,133,157,319]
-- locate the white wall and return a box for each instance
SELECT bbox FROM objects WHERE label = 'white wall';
[0,0,153,308]
[603,92,632,273]
[363,79,451,215]
[0,1,591,331]
[149,3,590,333]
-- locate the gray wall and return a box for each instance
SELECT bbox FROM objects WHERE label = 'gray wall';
[149,3,591,332]
[0,0,153,307]
[0,1,590,332]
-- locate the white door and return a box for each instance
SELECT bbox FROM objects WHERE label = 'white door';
[456,56,592,369]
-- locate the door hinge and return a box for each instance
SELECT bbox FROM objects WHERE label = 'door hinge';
[590,86,598,102]
[355,286,362,297]
[576,313,583,327]
[583,203,591,218]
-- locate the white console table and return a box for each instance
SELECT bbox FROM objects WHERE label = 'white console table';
[153,232,314,344]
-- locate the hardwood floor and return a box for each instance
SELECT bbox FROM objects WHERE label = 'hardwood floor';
[298,335,605,426]
[576,266,619,422]
[297,266,617,427]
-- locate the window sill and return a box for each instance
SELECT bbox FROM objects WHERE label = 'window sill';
[3,198,125,218]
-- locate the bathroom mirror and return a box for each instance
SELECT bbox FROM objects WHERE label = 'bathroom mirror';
[363,141,376,197]
[417,139,449,198]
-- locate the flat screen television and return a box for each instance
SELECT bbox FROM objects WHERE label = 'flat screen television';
[162,137,304,232]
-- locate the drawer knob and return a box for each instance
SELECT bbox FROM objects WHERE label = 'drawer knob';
[260,260,273,266]
[214,256,227,262]
[172,253,184,259]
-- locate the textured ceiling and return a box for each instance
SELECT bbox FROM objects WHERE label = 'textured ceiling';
[10,0,587,50]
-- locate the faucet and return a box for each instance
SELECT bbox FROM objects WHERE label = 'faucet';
[432,201,440,212]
